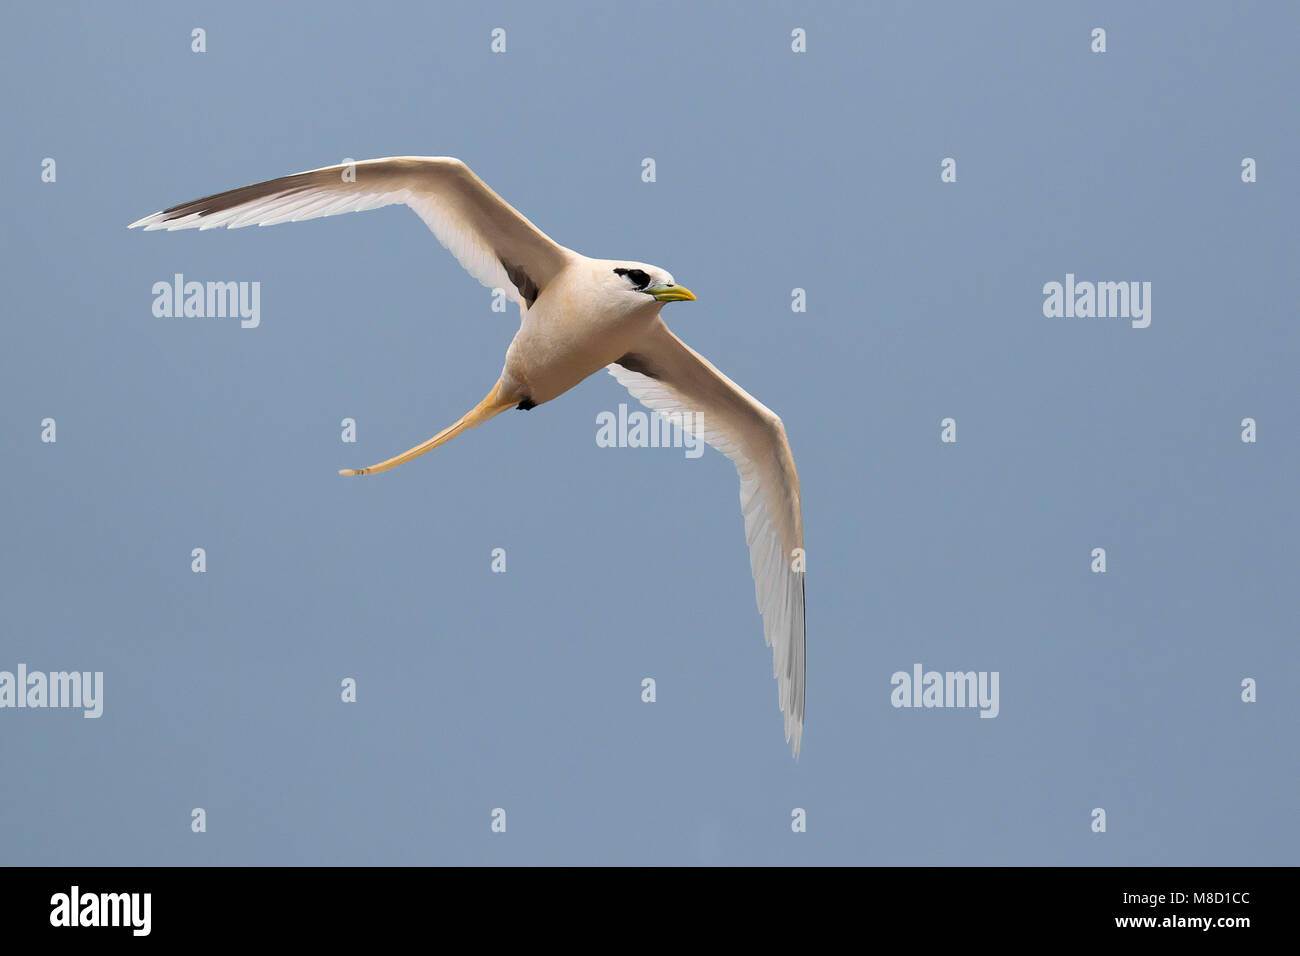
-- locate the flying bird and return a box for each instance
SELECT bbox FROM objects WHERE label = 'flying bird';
[129,157,806,755]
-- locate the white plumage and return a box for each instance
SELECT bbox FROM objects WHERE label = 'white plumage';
[131,156,807,755]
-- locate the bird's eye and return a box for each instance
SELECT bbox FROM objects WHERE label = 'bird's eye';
[614,267,651,290]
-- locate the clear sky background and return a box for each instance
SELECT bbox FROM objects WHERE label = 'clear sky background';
[1,1,1295,865]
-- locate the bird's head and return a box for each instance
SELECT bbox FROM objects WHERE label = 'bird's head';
[608,262,696,307]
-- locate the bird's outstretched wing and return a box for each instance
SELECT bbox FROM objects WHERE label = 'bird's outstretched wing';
[128,156,571,310]
[610,319,806,755]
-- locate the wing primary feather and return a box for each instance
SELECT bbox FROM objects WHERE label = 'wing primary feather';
[129,157,573,314]
[611,319,806,756]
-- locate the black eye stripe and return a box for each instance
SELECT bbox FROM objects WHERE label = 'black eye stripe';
[614,267,651,290]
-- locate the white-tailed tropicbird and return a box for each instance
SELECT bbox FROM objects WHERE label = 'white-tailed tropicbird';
[129,157,806,755]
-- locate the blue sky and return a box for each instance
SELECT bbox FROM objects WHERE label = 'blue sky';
[0,0,1295,864]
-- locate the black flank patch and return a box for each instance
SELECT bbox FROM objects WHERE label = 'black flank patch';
[516,398,536,410]
[500,259,540,308]
[616,353,659,380]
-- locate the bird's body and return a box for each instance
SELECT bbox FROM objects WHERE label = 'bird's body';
[503,258,661,407]
[130,157,807,755]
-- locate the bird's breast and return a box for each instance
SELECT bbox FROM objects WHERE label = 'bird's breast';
[505,295,659,405]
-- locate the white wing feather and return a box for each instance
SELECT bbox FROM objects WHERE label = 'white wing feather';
[609,320,807,755]
[129,156,572,309]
